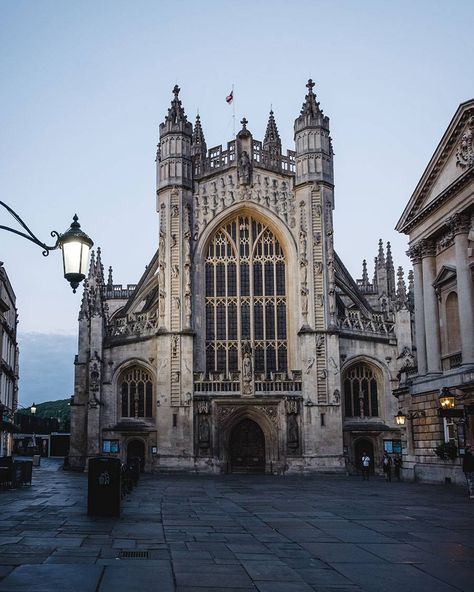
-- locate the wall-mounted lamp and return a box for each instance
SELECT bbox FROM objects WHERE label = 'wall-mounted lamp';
[394,409,426,426]
[1,202,93,292]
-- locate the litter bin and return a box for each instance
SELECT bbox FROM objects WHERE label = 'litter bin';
[32,454,41,467]
[13,461,33,486]
[87,457,121,517]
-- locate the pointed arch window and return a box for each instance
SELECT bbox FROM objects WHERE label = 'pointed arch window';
[343,363,379,418]
[205,215,288,377]
[119,367,154,419]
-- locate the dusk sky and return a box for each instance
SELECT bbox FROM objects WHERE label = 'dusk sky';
[1,0,473,404]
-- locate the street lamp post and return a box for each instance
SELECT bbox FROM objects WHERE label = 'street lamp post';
[1,202,93,292]
[394,409,426,451]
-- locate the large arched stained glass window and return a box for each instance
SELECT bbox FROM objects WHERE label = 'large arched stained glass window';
[205,215,288,377]
[119,367,153,419]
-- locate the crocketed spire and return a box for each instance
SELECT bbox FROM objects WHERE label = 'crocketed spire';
[396,266,407,308]
[192,113,207,154]
[294,79,329,136]
[361,259,369,286]
[377,239,385,267]
[263,109,281,152]
[107,266,114,290]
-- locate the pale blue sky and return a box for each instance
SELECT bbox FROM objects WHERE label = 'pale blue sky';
[1,1,474,403]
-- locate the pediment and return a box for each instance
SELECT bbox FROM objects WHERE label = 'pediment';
[433,264,456,288]
[396,100,474,234]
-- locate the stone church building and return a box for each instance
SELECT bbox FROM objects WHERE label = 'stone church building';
[70,82,414,474]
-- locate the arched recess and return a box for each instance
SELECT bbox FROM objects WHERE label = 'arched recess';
[193,203,299,375]
[341,356,389,419]
[445,291,461,354]
[354,437,375,474]
[217,405,280,473]
[112,360,156,421]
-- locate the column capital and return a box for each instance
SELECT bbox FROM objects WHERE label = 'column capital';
[406,243,421,264]
[419,238,436,259]
[447,212,471,235]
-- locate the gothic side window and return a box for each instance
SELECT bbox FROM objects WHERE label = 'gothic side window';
[343,363,379,418]
[205,215,288,376]
[119,367,153,419]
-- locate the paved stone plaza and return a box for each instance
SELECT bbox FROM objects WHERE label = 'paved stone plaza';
[0,461,473,592]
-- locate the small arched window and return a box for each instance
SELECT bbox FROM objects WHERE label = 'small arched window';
[119,367,153,419]
[343,363,379,418]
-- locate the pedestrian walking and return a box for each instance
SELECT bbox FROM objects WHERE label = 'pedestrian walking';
[361,452,370,480]
[394,455,402,481]
[462,446,474,499]
[382,452,392,482]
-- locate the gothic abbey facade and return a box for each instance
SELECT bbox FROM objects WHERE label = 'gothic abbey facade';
[70,82,414,474]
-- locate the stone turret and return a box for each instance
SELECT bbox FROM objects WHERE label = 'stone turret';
[294,79,334,186]
[157,85,193,191]
[192,114,207,176]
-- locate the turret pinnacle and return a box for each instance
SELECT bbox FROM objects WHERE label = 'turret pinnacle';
[299,79,323,119]
[95,247,104,284]
[361,259,369,286]
[192,114,207,155]
[87,250,96,280]
[164,84,188,127]
[263,110,281,152]
[107,266,114,290]
[377,239,385,267]
[396,266,406,307]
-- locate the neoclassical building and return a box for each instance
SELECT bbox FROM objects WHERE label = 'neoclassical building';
[70,82,413,473]
[396,99,474,484]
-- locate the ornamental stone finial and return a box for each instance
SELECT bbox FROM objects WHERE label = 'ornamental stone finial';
[173,84,180,98]
[306,79,315,92]
[240,117,248,130]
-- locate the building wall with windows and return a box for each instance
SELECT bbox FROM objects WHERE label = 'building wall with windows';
[70,83,413,474]
[0,263,19,457]
[396,99,474,484]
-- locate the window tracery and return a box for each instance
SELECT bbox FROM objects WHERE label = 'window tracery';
[119,367,153,419]
[343,363,379,418]
[205,215,288,376]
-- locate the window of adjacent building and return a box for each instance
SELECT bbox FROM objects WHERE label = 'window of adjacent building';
[119,367,153,419]
[343,363,379,418]
[443,417,456,445]
[205,215,288,376]
[102,439,119,453]
[445,291,461,354]
[383,439,402,454]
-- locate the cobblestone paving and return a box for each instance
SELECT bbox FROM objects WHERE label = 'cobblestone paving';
[0,460,473,591]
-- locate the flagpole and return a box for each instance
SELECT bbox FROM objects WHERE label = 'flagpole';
[232,83,235,137]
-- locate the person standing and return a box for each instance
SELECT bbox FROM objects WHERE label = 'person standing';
[382,452,392,482]
[462,446,474,499]
[361,452,371,480]
[394,455,402,481]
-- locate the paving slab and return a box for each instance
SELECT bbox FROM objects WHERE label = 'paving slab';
[0,459,473,592]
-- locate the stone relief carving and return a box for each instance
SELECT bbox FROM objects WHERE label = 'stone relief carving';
[197,400,209,414]
[192,174,296,240]
[238,150,251,185]
[305,356,315,374]
[172,335,179,358]
[456,116,474,169]
[285,398,299,415]
[255,405,279,427]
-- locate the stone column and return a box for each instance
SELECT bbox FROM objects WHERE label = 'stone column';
[450,213,474,365]
[408,243,427,375]
[421,239,442,374]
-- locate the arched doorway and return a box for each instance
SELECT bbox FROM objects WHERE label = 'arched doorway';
[354,438,374,475]
[127,439,145,472]
[229,418,265,473]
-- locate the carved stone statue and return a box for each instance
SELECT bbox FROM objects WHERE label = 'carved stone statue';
[198,416,210,445]
[287,414,299,449]
[239,150,251,185]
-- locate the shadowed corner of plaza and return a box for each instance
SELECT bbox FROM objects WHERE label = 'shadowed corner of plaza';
[0,460,473,592]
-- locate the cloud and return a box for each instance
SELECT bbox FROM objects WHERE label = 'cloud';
[17,332,77,407]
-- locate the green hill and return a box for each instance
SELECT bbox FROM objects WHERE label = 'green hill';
[17,399,70,425]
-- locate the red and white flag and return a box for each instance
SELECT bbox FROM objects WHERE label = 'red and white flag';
[226,90,233,104]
